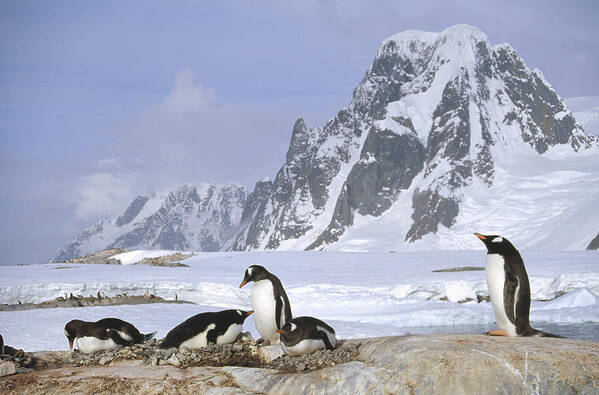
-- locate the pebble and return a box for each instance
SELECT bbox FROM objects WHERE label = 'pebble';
[60,336,361,373]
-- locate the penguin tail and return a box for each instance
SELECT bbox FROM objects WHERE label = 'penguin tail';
[142,331,157,343]
[536,331,565,338]
[526,327,565,338]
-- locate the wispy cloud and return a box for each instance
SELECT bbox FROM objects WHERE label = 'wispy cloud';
[71,172,134,220]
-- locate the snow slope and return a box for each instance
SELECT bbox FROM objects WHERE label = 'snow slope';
[335,146,599,251]
[1,250,598,351]
[566,96,599,136]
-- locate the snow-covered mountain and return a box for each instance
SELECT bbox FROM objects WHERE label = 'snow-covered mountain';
[565,96,599,137]
[56,25,599,259]
[232,24,599,252]
[54,183,246,261]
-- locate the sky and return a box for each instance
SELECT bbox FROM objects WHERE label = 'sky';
[1,0,598,265]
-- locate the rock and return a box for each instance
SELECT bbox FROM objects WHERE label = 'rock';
[0,360,16,377]
[1,335,597,394]
[257,345,284,363]
[98,356,111,366]
[166,354,180,367]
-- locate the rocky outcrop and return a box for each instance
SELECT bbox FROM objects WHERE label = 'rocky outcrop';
[587,232,599,250]
[231,24,597,252]
[2,335,597,394]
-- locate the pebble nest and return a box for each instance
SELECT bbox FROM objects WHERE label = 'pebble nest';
[1,348,35,373]
[66,334,361,373]
[270,342,360,373]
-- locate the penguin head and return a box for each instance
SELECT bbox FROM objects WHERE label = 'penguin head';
[277,319,302,344]
[474,233,518,255]
[232,309,254,324]
[64,320,84,350]
[239,265,269,288]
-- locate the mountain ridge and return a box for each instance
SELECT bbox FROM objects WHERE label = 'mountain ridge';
[54,25,599,261]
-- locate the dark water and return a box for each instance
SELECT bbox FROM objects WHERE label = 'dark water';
[401,322,599,341]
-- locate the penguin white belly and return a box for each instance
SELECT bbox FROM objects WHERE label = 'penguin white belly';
[216,324,242,345]
[281,339,325,356]
[485,254,517,336]
[76,337,117,353]
[179,323,216,350]
[252,280,279,343]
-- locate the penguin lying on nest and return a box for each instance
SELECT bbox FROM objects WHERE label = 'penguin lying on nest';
[475,233,563,337]
[64,318,156,353]
[277,316,337,355]
[160,309,254,350]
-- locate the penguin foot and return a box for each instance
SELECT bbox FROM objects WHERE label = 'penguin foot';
[256,338,271,346]
[484,330,509,336]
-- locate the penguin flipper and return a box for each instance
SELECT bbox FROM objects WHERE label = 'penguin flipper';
[107,329,134,346]
[272,280,292,329]
[318,330,335,350]
[503,266,518,325]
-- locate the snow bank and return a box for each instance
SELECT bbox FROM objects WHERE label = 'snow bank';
[1,250,598,351]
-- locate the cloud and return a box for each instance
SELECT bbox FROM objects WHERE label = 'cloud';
[159,68,216,115]
[72,173,134,220]
[97,158,120,168]
[65,68,297,221]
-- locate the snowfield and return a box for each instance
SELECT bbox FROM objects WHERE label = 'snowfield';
[1,250,598,351]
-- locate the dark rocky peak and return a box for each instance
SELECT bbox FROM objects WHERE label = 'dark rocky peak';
[116,195,149,227]
[286,118,311,163]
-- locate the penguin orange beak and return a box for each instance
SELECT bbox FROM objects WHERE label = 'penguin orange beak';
[474,233,486,240]
[246,310,254,316]
[239,280,247,288]
[69,340,73,350]
[277,329,286,334]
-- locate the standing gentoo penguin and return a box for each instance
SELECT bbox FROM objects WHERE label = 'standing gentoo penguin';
[277,316,337,355]
[475,233,562,337]
[64,318,156,353]
[239,265,292,345]
[160,309,254,350]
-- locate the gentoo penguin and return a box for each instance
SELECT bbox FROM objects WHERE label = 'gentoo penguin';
[160,309,253,350]
[0,334,4,355]
[239,265,292,345]
[475,233,562,337]
[277,316,337,356]
[64,318,156,353]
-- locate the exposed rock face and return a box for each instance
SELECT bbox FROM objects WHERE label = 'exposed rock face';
[57,25,599,256]
[116,196,149,227]
[54,184,247,261]
[587,233,599,250]
[2,335,597,394]
[231,24,597,251]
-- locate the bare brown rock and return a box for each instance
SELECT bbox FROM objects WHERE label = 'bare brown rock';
[1,335,597,394]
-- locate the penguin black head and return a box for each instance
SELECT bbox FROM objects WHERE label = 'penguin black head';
[239,265,270,288]
[232,309,255,323]
[276,318,304,344]
[64,319,84,350]
[474,233,518,255]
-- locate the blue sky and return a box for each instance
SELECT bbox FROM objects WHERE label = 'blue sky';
[1,0,598,265]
